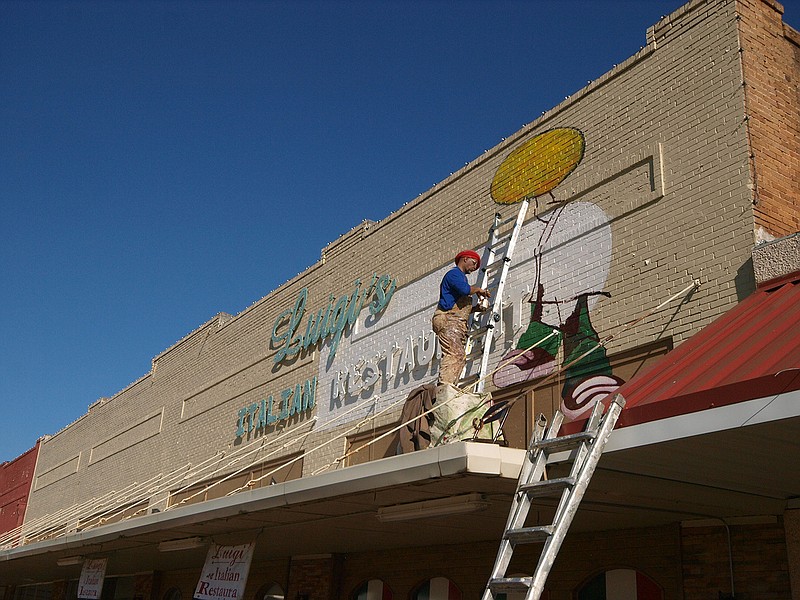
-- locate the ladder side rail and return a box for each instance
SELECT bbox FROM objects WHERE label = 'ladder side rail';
[477,213,502,292]
[481,412,562,600]
[475,200,530,393]
[468,254,504,342]
[465,214,502,362]
[541,402,605,530]
[473,238,507,329]
[489,198,529,320]
[477,211,516,298]
[508,411,564,529]
[481,211,521,272]
[523,395,626,600]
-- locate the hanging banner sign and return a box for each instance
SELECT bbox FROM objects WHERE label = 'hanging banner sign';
[194,542,255,600]
[78,558,108,599]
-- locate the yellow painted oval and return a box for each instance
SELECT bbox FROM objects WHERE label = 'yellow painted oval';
[491,128,585,205]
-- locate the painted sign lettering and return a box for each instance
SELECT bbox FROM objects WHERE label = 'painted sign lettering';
[236,377,317,437]
[78,558,107,600]
[332,329,438,404]
[194,543,254,600]
[271,274,396,364]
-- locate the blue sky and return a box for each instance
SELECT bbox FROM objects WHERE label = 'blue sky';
[2,0,798,463]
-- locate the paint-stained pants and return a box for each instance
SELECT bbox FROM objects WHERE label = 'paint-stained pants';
[431,300,473,385]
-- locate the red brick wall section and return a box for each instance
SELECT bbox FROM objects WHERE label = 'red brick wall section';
[786,509,800,600]
[680,521,791,600]
[0,442,39,535]
[51,580,67,600]
[286,555,342,600]
[738,0,800,238]
[134,573,155,600]
[157,568,210,600]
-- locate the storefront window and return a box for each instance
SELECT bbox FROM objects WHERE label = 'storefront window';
[350,579,392,599]
[255,583,284,600]
[112,576,134,600]
[410,577,461,600]
[577,568,662,600]
[13,584,52,600]
[162,588,182,600]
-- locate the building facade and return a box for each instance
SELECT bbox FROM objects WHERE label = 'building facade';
[0,445,38,537]
[1,0,798,599]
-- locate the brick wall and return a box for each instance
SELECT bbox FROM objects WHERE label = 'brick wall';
[681,520,791,599]
[336,522,792,600]
[0,442,38,535]
[157,568,206,600]
[738,0,800,239]
[785,508,800,600]
[24,0,769,531]
[284,555,343,600]
[338,525,682,600]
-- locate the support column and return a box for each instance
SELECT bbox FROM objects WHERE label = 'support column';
[286,554,344,600]
[785,504,800,600]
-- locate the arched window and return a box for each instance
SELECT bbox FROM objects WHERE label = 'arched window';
[577,568,662,600]
[254,583,284,600]
[350,579,392,600]
[410,577,462,600]
[162,588,182,600]
[494,585,549,600]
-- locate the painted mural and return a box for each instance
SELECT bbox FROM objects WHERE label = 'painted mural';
[314,127,624,429]
[488,128,624,420]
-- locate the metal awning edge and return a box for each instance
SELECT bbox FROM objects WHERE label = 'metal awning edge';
[0,442,525,563]
[605,388,800,452]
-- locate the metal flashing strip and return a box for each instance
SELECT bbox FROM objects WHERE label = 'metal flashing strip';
[604,388,800,452]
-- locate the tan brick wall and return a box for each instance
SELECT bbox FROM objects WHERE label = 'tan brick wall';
[25,0,770,528]
[738,0,800,239]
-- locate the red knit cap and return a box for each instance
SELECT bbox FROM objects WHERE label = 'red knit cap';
[455,250,481,267]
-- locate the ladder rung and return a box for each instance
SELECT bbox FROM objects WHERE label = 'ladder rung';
[465,350,485,362]
[482,393,626,599]
[505,525,554,544]
[520,476,575,498]
[465,342,487,356]
[488,577,532,593]
[484,254,511,269]
[532,431,596,454]
[490,215,519,231]
[467,325,491,339]
[499,214,518,226]
[459,373,480,386]
[488,233,512,249]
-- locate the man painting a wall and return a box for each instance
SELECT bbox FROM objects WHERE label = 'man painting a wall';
[431,250,491,386]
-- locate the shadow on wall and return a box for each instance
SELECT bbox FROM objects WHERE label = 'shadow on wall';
[735,257,756,301]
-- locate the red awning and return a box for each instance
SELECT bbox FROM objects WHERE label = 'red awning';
[566,271,800,432]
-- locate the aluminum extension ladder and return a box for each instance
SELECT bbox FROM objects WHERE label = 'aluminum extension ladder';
[463,199,530,393]
[482,394,626,600]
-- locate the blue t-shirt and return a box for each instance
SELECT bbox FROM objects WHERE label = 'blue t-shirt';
[438,267,471,310]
